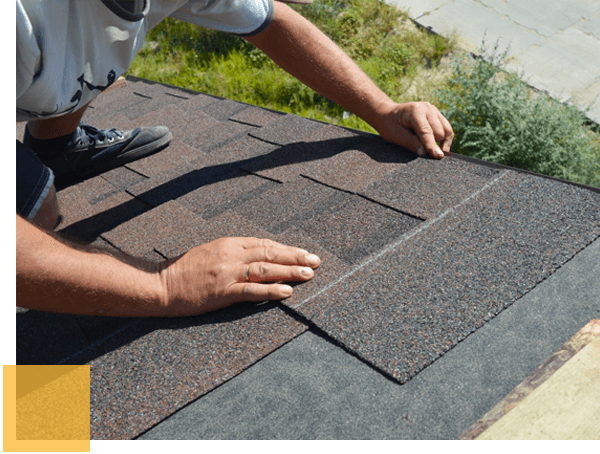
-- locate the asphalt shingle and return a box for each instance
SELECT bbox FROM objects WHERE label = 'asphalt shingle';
[16,77,600,440]
[229,105,285,127]
[360,156,495,219]
[248,113,328,145]
[102,200,205,258]
[290,171,600,383]
[242,125,366,183]
[235,176,351,235]
[154,210,276,259]
[299,194,423,264]
[73,302,308,440]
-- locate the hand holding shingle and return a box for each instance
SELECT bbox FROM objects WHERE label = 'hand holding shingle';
[245,3,453,162]
[376,101,454,159]
[159,237,321,317]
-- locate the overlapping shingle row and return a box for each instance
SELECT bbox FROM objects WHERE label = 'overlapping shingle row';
[16,78,600,439]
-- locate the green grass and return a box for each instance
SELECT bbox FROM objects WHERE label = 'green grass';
[128,0,455,133]
[127,0,600,188]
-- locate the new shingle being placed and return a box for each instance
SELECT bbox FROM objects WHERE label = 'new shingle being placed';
[287,171,600,383]
[16,78,600,439]
[360,157,499,219]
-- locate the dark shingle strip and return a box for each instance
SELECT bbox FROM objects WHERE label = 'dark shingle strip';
[299,195,423,265]
[302,147,407,193]
[289,171,600,383]
[126,158,218,207]
[180,112,253,153]
[360,156,493,219]
[176,168,279,220]
[199,98,250,122]
[125,141,202,178]
[274,226,350,314]
[124,97,219,136]
[248,113,327,145]
[101,200,205,258]
[78,303,308,439]
[241,125,365,183]
[234,176,350,235]
[122,82,189,120]
[195,135,279,167]
[17,311,89,365]
[154,210,275,260]
[101,166,147,191]
[58,191,153,244]
[229,105,285,127]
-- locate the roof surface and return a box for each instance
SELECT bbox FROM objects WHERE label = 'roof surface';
[16,78,600,439]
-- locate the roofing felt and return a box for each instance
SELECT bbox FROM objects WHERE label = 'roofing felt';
[16,78,600,439]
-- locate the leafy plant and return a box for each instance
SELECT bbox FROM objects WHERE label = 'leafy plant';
[437,43,600,187]
[131,2,600,188]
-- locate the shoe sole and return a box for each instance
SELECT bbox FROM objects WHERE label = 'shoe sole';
[54,131,173,188]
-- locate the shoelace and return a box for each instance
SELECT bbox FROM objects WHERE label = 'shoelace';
[77,123,124,147]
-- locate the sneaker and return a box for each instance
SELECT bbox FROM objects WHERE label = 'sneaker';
[25,122,172,180]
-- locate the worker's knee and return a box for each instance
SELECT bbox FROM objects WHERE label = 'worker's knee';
[32,185,60,230]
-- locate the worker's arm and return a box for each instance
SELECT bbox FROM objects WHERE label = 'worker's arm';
[17,214,165,316]
[16,214,320,317]
[245,2,453,159]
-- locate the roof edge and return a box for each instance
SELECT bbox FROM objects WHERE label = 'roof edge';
[448,152,600,195]
[125,76,600,195]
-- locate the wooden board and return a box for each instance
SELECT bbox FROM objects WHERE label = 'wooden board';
[460,319,600,440]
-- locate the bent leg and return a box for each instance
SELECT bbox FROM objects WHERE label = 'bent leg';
[32,184,59,230]
[16,140,60,230]
[26,103,90,140]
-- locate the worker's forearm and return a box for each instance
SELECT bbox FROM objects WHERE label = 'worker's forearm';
[16,215,167,317]
[245,2,394,132]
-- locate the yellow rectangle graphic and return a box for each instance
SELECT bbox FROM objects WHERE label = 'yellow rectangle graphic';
[17,365,90,440]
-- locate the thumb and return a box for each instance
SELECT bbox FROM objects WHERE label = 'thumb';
[398,107,444,158]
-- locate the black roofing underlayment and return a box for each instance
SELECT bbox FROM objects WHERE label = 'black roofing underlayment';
[16,78,600,439]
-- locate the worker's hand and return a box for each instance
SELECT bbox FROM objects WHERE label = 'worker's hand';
[375,101,454,159]
[159,237,321,316]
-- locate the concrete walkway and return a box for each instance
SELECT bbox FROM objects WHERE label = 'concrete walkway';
[387,0,600,126]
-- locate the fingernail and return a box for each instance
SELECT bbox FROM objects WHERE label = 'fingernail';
[281,285,293,296]
[307,254,320,266]
[300,267,314,277]
[436,147,444,157]
[417,147,425,157]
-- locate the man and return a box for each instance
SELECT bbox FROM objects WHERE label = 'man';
[16,0,454,317]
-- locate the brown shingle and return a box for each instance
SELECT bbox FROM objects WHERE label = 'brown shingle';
[102,200,205,258]
[18,76,600,440]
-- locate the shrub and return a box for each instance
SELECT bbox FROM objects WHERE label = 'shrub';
[437,43,600,187]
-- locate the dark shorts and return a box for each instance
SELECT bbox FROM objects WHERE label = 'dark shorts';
[16,140,54,220]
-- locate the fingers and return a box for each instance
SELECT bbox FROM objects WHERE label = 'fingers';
[244,261,315,283]
[230,238,318,302]
[241,238,321,268]
[399,103,454,159]
[438,114,454,154]
[229,282,295,302]
[238,238,319,283]
[234,238,320,300]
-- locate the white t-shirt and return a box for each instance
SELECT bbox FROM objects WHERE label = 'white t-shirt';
[16,0,274,121]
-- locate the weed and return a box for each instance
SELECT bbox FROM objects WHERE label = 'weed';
[436,43,600,187]
[128,1,598,187]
